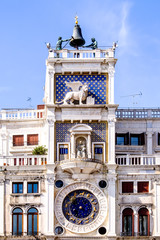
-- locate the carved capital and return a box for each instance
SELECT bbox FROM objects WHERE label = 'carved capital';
[47,116,55,126]
[1,134,7,140]
[108,63,115,77]
[108,118,116,127]
[47,176,55,184]
[0,178,5,185]
[48,70,54,78]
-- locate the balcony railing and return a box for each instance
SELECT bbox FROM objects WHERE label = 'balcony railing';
[0,109,45,120]
[116,108,160,119]
[0,155,47,166]
[48,48,115,59]
[116,154,160,166]
[1,154,160,167]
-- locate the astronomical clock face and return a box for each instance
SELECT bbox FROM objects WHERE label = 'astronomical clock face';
[62,189,99,225]
[55,182,107,233]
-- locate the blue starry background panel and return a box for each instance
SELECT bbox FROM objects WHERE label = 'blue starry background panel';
[56,123,106,143]
[55,74,107,105]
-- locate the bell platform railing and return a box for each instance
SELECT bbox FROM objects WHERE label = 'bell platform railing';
[48,48,115,59]
[0,109,45,120]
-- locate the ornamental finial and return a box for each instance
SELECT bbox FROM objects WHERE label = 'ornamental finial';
[75,15,78,25]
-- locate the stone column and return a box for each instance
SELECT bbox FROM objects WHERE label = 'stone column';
[0,179,4,235]
[134,209,138,236]
[47,176,55,235]
[148,207,152,236]
[107,175,117,236]
[108,118,116,164]
[47,112,55,164]
[88,134,91,158]
[146,132,153,155]
[71,133,75,159]
[108,63,115,104]
[23,212,27,236]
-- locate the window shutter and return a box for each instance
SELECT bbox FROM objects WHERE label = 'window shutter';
[124,132,129,145]
[115,133,117,145]
[140,132,145,145]
[138,182,149,193]
[27,134,38,145]
[13,135,24,146]
[122,182,133,193]
[158,133,160,145]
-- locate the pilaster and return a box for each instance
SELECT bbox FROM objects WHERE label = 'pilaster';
[146,131,154,154]
[108,118,116,164]
[47,108,56,164]
[108,62,115,104]
[107,174,117,236]
[47,175,55,235]
[0,179,4,235]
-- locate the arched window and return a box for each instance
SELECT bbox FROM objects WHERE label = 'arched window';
[27,208,38,235]
[138,208,149,236]
[122,208,134,236]
[12,208,23,235]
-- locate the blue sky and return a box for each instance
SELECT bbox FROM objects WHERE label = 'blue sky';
[0,0,160,109]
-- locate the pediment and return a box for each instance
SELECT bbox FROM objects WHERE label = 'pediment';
[70,124,92,133]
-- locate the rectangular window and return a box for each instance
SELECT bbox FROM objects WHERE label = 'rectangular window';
[58,144,69,161]
[116,133,129,145]
[27,182,38,193]
[27,134,38,145]
[137,182,149,193]
[130,133,145,146]
[122,182,134,193]
[12,183,23,193]
[130,136,139,145]
[93,144,104,162]
[94,147,103,154]
[13,135,24,146]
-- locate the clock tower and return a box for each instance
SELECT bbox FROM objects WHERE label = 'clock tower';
[44,19,117,239]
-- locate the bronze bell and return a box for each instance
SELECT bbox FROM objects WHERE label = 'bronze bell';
[70,20,85,49]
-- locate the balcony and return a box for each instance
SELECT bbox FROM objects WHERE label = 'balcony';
[0,109,45,120]
[0,155,47,166]
[56,158,103,174]
[116,154,160,166]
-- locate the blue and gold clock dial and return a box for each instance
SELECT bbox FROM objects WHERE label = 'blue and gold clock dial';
[62,189,99,225]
